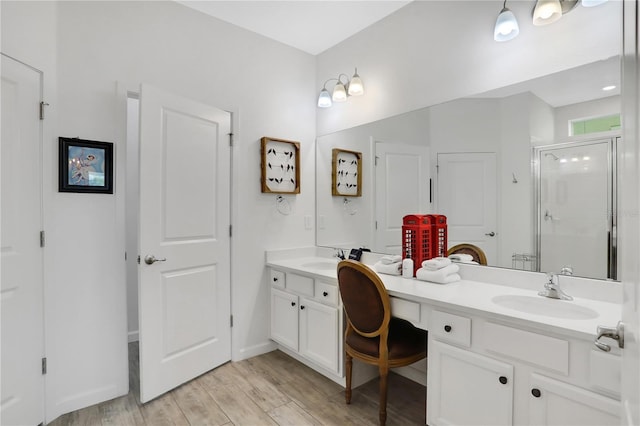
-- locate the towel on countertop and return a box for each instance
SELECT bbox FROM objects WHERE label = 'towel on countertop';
[449,253,474,263]
[416,268,461,284]
[374,261,402,276]
[422,257,452,270]
[380,255,402,265]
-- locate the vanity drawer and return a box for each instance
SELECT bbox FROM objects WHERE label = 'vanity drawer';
[270,269,285,288]
[431,310,471,347]
[315,281,338,306]
[286,273,314,296]
[390,297,420,324]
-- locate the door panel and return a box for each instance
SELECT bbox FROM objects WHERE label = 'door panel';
[0,55,45,426]
[437,153,497,263]
[375,141,430,253]
[138,84,231,403]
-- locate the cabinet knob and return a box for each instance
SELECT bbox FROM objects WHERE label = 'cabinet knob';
[531,388,541,398]
[323,291,329,297]
[444,325,452,333]
[499,376,508,385]
[290,302,296,307]
[273,277,278,282]
[300,305,305,310]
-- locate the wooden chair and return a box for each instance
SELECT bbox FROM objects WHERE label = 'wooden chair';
[337,260,427,425]
[447,243,488,265]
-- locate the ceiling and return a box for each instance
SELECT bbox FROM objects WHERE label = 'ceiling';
[176,1,412,55]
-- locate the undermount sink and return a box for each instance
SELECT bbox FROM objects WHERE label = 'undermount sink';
[491,294,598,320]
[300,260,338,270]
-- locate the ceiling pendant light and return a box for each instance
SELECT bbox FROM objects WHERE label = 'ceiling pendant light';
[533,0,563,26]
[494,0,520,42]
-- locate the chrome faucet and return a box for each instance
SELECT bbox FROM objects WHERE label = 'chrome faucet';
[334,248,345,260]
[538,272,573,301]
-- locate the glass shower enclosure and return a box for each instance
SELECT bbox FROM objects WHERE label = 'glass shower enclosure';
[533,137,618,280]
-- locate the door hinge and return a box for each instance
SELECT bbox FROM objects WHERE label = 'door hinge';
[137,255,141,265]
[124,252,127,261]
[375,156,379,166]
[375,221,378,230]
[41,357,47,375]
[436,163,439,173]
[228,133,234,147]
[229,225,232,237]
[230,315,234,327]
[40,231,45,247]
[39,102,49,120]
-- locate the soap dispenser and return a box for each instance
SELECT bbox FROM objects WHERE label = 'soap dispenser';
[402,258,414,278]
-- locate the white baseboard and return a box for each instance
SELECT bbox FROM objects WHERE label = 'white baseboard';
[128,330,139,343]
[235,340,277,361]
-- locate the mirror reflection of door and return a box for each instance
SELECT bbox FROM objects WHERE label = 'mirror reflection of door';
[436,153,498,264]
[374,141,430,254]
[537,139,616,280]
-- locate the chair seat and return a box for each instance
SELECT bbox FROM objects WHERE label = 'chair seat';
[346,317,427,359]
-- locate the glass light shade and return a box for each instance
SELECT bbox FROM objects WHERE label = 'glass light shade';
[332,83,347,102]
[582,0,607,6]
[533,0,562,25]
[348,71,364,96]
[317,89,332,108]
[494,7,519,42]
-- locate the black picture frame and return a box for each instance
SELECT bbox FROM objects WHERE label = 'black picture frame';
[58,137,114,194]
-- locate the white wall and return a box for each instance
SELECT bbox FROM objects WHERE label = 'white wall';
[316,0,621,136]
[3,0,316,421]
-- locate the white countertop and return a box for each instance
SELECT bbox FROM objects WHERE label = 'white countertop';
[266,254,622,341]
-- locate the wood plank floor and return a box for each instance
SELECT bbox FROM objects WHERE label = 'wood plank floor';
[49,343,426,425]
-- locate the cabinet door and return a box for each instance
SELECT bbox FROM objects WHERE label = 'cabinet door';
[528,373,620,426]
[427,340,513,426]
[271,288,299,351]
[299,297,339,373]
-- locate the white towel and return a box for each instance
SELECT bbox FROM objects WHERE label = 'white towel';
[449,253,474,263]
[416,268,461,284]
[422,257,452,270]
[380,255,402,265]
[374,261,402,275]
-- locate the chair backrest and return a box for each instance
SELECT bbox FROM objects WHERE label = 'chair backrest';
[337,260,391,338]
[447,243,488,265]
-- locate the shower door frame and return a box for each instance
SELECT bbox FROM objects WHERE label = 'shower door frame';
[532,136,619,280]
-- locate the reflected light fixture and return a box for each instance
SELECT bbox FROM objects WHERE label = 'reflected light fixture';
[317,68,364,108]
[582,0,607,6]
[494,0,520,42]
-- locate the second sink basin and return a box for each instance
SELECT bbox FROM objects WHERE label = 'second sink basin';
[491,294,598,320]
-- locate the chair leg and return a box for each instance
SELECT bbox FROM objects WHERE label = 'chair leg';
[345,353,353,404]
[378,366,389,426]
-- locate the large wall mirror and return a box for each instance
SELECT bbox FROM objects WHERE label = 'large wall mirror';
[316,4,621,281]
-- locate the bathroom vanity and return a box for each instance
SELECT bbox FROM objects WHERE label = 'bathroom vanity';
[265,247,623,425]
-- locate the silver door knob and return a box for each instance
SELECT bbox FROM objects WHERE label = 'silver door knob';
[144,255,167,265]
[485,232,496,237]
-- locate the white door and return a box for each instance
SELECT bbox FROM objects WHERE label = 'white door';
[1,55,45,425]
[138,84,231,403]
[374,141,430,253]
[437,153,497,263]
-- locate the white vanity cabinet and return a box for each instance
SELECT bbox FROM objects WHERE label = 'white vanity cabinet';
[425,306,622,426]
[269,269,341,376]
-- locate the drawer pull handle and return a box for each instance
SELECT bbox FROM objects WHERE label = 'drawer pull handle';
[290,302,296,307]
[444,325,452,333]
[531,388,541,398]
[300,305,305,310]
[499,376,508,385]
[323,291,329,297]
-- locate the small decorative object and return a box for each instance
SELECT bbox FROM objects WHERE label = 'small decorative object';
[332,148,362,197]
[260,137,300,194]
[58,137,114,194]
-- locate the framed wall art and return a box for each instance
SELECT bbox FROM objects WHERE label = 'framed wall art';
[59,137,114,194]
[260,137,300,194]
[332,148,362,197]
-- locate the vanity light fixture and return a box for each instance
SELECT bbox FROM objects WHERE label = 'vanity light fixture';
[494,0,520,42]
[317,68,364,108]
[581,0,607,6]
[532,0,563,26]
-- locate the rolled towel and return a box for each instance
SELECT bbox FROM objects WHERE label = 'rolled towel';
[449,253,474,263]
[380,255,402,265]
[374,261,402,276]
[422,257,452,270]
[415,268,461,284]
